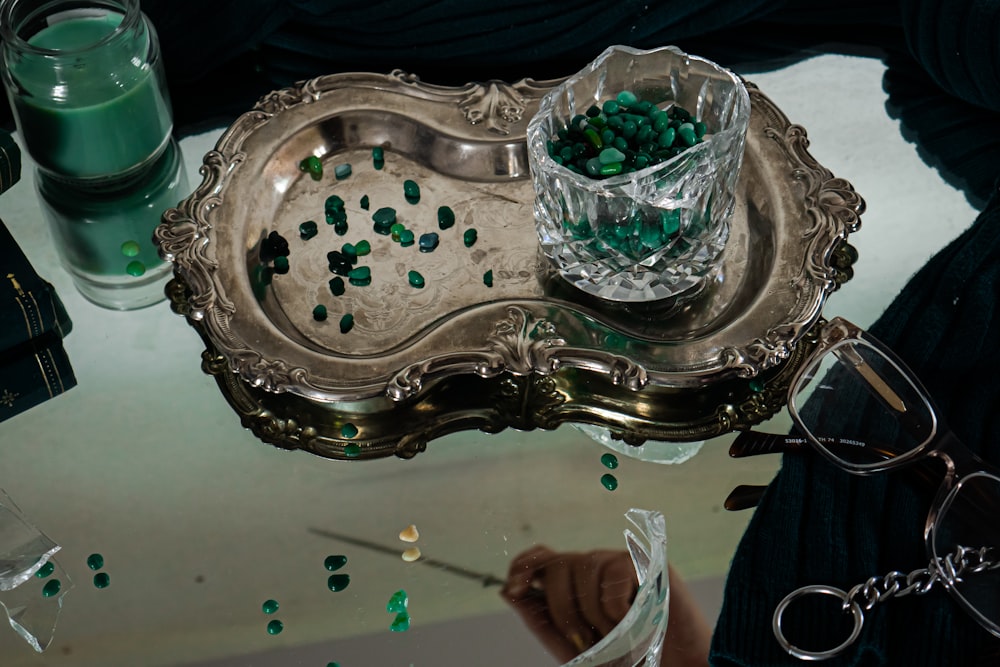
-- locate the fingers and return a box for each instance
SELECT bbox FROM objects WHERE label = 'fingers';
[501,546,640,661]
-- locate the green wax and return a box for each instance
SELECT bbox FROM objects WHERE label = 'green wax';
[9,12,172,178]
[37,139,188,277]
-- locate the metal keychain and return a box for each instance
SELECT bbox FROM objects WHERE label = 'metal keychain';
[773,545,1000,661]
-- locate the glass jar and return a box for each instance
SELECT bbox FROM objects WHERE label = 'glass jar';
[527,45,750,305]
[0,0,173,182]
[35,138,189,310]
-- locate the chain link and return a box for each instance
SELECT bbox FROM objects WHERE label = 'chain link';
[843,545,1000,612]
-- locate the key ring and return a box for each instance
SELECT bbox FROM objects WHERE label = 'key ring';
[772,585,865,661]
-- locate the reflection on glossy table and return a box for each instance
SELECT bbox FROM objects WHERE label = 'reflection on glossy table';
[0,53,977,666]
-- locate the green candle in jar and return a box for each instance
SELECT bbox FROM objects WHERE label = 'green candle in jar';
[1,2,173,179]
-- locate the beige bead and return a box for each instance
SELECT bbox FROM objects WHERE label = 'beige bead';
[398,524,420,543]
[401,547,422,562]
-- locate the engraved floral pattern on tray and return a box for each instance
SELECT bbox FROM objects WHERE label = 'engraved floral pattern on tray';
[155,71,863,407]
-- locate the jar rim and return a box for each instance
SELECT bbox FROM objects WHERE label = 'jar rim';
[0,0,141,57]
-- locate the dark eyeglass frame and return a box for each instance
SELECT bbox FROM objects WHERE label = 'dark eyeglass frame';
[742,317,1000,660]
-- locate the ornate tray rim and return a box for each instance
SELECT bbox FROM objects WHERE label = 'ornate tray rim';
[155,70,864,407]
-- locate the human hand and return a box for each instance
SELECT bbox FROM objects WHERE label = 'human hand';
[499,545,638,662]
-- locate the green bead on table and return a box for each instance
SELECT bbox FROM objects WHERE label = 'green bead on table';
[329,277,345,296]
[312,305,328,321]
[87,553,105,571]
[41,579,61,597]
[93,572,111,589]
[407,270,425,289]
[386,589,408,613]
[399,229,415,247]
[266,620,284,635]
[355,239,371,256]
[325,554,348,571]
[35,561,55,578]
[463,229,478,248]
[390,611,411,632]
[483,270,493,287]
[372,207,396,235]
[600,473,619,491]
[328,573,351,592]
[273,256,289,274]
[600,453,619,470]
[262,599,279,614]
[126,261,145,277]
[339,313,355,333]
[360,194,370,210]
[334,163,352,180]
[372,146,385,170]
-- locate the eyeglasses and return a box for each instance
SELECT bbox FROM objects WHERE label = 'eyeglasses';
[743,317,1000,660]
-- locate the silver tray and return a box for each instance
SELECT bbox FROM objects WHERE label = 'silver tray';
[155,70,863,459]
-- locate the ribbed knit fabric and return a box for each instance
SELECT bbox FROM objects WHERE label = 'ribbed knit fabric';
[711,185,1000,665]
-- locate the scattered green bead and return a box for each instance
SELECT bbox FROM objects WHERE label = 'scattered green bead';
[326,209,347,227]
[372,146,385,170]
[390,611,411,632]
[418,232,439,252]
[325,554,348,571]
[390,222,405,241]
[600,473,619,491]
[262,599,279,614]
[41,579,61,597]
[299,220,318,240]
[341,423,359,438]
[386,589,408,613]
[328,663,341,667]
[325,195,345,213]
[344,443,361,458]
[600,453,619,470]
[403,179,420,204]
[334,220,349,236]
[313,305,328,321]
[463,229,478,247]
[87,553,105,571]
[125,260,146,277]
[299,155,323,180]
[399,229,415,246]
[407,270,425,289]
[93,572,110,589]
[266,620,284,635]
[273,255,289,274]
[120,240,140,257]
[334,163,352,180]
[360,194,370,210]
[341,243,357,263]
[437,205,455,230]
[328,574,351,592]
[483,270,493,287]
[347,266,371,286]
[372,207,396,235]
[35,561,55,578]
[339,313,355,333]
[355,239,371,256]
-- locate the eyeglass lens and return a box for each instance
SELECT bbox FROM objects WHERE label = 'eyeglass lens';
[791,340,934,466]
[932,471,1000,634]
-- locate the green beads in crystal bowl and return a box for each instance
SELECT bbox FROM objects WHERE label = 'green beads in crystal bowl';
[527,45,750,304]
